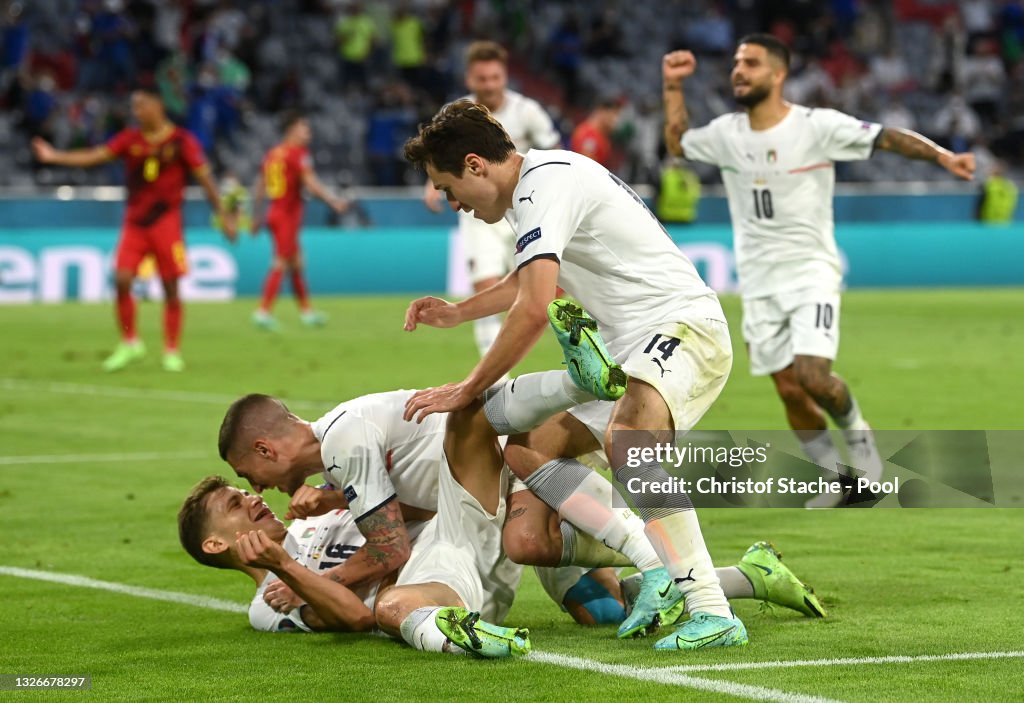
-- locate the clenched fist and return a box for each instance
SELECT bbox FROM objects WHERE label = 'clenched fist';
[663,51,697,82]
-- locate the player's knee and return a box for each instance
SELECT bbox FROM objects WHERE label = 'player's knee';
[373,588,417,633]
[503,527,559,566]
[774,377,809,408]
[794,366,832,401]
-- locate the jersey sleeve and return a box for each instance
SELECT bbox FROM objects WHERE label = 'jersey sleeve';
[181,130,209,172]
[811,108,882,162]
[105,129,133,158]
[511,162,586,270]
[524,100,562,149]
[680,120,723,166]
[249,585,313,632]
[319,415,396,522]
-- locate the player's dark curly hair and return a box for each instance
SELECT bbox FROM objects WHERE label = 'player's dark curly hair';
[404,99,516,176]
[177,475,232,569]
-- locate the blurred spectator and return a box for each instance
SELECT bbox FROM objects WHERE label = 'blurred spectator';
[156,51,189,121]
[878,98,917,132]
[335,1,377,92]
[870,46,914,94]
[586,8,627,58]
[977,161,1019,223]
[686,5,734,56]
[656,159,701,224]
[570,97,623,169]
[24,72,58,139]
[932,93,981,152]
[391,2,426,86]
[549,14,583,105]
[365,82,416,186]
[960,38,1004,126]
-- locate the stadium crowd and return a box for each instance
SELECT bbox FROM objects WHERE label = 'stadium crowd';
[2,0,1023,187]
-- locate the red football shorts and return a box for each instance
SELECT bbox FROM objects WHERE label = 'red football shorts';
[267,209,302,259]
[115,211,187,280]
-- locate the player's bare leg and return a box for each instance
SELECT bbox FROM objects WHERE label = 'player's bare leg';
[160,276,185,372]
[606,380,747,649]
[254,256,285,330]
[103,268,146,372]
[789,355,883,506]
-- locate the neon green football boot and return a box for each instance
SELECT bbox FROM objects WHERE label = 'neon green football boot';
[654,611,749,650]
[162,350,185,373]
[434,607,531,659]
[300,310,328,327]
[736,541,826,617]
[547,299,626,401]
[102,340,146,372]
[616,566,687,639]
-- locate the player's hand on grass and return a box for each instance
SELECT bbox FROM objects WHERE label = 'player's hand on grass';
[403,382,475,423]
[236,529,288,571]
[938,151,976,180]
[31,137,57,163]
[404,296,461,331]
[285,485,346,520]
[264,580,303,613]
[663,50,697,82]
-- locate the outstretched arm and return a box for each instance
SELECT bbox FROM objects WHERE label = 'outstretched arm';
[662,51,697,158]
[31,138,113,168]
[876,127,975,180]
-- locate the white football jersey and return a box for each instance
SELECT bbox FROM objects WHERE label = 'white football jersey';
[681,106,882,297]
[508,149,724,359]
[313,391,445,519]
[249,509,370,632]
[464,89,561,151]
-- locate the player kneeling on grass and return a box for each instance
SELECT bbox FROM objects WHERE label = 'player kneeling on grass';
[178,476,529,657]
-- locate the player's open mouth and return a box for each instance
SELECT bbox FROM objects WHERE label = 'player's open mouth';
[253,505,273,522]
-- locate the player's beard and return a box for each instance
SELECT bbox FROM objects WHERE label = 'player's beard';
[734,83,771,109]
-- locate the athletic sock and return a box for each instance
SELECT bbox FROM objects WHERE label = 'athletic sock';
[115,289,136,340]
[483,371,594,435]
[291,269,310,311]
[525,459,661,572]
[163,298,182,351]
[834,396,869,432]
[398,607,466,655]
[558,521,632,568]
[260,269,283,312]
[614,459,731,617]
[473,314,503,357]
[717,566,755,599]
[800,430,843,481]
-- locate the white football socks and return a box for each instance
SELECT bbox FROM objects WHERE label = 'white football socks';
[800,430,842,480]
[483,370,594,435]
[398,607,466,655]
[643,511,732,618]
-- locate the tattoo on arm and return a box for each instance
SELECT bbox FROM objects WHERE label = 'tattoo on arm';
[876,127,946,162]
[506,506,527,522]
[357,500,409,568]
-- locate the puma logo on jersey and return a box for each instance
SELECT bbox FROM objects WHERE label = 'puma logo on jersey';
[518,190,535,204]
[653,358,671,377]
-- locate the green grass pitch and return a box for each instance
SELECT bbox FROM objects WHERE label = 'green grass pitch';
[1,289,1022,702]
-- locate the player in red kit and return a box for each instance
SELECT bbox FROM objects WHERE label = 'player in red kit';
[32,88,234,372]
[250,112,349,330]
[569,97,624,169]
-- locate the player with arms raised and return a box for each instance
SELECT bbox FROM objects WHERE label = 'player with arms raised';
[662,36,975,507]
[424,41,561,364]
[250,112,349,330]
[31,88,235,372]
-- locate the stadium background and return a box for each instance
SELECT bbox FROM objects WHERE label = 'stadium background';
[1,1,1023,701]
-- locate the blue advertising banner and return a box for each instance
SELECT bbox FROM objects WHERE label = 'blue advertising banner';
[0,224,1020,303]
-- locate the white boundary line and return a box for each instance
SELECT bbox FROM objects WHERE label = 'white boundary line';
[0,566,247,614]
[660,650,1024,673]
[0,378,327,410]
[0,450,209,466]
[4,566,1020,702]
[527,651,841,703]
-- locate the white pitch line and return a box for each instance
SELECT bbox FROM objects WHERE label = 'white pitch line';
[0,566,247,614]
[527,652,841,703]
[0,378,327,410]
[0,450,209,466]
[660,650,1024,673]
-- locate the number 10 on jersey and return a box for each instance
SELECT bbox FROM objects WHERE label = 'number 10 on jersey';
[752,188,773,219]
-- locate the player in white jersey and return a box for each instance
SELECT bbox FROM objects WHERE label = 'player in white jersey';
[216,369,671,655]
[423,41,561,362]
[662,35,975,507]
[401,101,748,651]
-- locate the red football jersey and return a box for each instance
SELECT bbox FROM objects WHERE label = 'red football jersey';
[106,126,207,227]
[570,122,613,169]
[262,144,310,217]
